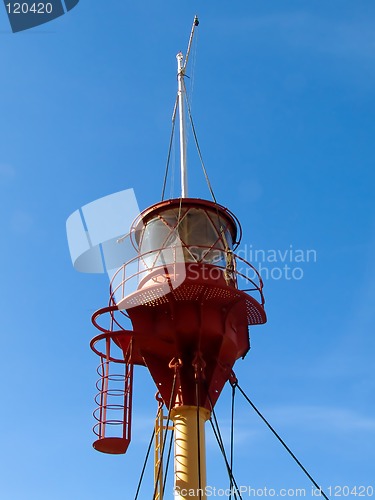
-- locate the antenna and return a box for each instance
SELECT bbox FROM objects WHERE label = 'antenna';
[177,15,199,198]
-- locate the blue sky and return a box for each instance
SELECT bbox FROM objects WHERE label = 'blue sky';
[1,1,374,498]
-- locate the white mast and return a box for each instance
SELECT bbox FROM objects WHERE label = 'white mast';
[176,15,199,199]
[177,51,188,198]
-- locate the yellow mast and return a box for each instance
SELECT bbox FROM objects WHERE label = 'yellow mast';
[171,406,210,500]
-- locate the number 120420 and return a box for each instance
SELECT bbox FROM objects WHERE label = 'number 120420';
[6,3,53,14]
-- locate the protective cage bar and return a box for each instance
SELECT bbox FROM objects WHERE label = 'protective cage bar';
[91,333,133,454]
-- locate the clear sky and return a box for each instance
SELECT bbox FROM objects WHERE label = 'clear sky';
[1,1,374,499]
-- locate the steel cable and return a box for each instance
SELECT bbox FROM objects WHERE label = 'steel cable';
[182,78,217,203]
[152,370,178,500]
[206,389,243,500]
[133,427,155,500]
[235,381,330,500]
[161,96,178,201]
[229,384,236,500]
[162,428,174,495]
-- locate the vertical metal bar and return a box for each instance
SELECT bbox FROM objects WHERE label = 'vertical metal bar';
[100,337,111,439]
[177,52,188,198]
[122,264,125,300]
[154,407,164,500]
[123,363,133,443]
[97,358,106,439]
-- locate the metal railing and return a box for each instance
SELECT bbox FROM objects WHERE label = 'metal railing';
[108,244,265,308]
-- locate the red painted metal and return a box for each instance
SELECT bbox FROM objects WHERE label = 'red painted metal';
[90,308,136,454]
[90,197,266,453]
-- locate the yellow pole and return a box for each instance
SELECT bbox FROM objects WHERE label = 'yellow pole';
[154,407,164,500]
[171,405,211,500]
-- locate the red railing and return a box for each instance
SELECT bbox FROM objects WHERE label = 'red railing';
[108,244,265,308]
